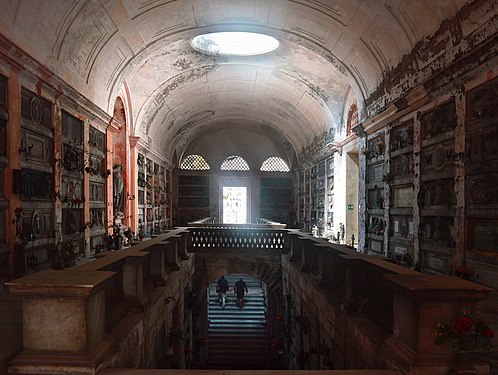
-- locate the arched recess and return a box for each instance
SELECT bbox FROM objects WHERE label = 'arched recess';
[111,96,131,229]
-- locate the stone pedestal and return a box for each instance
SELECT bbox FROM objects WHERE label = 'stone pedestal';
[6,270,117,374]
[383,274,493,371]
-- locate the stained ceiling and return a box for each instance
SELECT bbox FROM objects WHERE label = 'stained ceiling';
[0,0,466,164]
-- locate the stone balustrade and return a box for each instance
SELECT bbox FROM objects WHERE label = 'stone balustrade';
[4,226,493,374]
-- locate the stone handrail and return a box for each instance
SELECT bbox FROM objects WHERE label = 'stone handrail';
[282,229,493,371]
[4,226,493,374]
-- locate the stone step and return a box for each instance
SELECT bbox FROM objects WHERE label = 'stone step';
[206,275,269,369]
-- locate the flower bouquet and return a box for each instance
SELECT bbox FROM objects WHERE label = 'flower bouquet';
[435,314,494,352]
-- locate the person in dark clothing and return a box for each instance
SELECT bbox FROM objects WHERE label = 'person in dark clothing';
[217,275,229,309]
[234,277,248,309]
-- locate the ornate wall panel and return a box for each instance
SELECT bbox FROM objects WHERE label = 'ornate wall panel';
[62,110,83,145]
[466,78,498,130]
[466,125,498,175]
[21,89,52,131]
[90,182,105,203]
[19,169,52,201]
[465,78,498,258]
[390,154,413,181]
[420,100,456,140]
[61,177,83,205]
[0,118,6,157]
[62,208,83,235]
[62,144,84,173]
[419,216,454,250]
[421,139,455,178]
[90,207,105,229]
[88,126,106,253]
[20,129,52,165]
[20,208,54,240]
[418,178,456,210]
[0,208,6,243]
[390,122,414,153]
[89,126,105,150]
[0,75,6,110]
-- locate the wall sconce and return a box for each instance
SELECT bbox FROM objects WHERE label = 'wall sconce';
[127,193,135,200]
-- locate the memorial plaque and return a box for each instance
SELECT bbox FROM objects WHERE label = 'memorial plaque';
[392,186,413,208]
[21,89,52,129]
[420,100,456,139]
[62,110,83,144]
[427,254,448,273]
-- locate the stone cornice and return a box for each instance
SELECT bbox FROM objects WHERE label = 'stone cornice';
[0,33,112,125]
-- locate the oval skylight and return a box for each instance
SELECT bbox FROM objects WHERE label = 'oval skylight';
[191,32,279,56]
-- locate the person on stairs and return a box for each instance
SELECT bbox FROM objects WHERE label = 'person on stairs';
[234,276,248,310]
[217,275,229,309]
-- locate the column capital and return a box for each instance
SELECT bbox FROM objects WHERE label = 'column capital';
[129,136,140,147]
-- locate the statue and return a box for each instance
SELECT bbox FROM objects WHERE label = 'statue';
[113,164,124,214]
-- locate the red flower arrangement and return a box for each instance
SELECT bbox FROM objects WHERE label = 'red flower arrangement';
[435,314,494,351]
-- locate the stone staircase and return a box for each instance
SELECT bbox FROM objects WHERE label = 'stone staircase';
[207,274,269,369]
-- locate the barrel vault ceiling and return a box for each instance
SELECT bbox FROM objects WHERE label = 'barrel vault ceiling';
[0,0,466,164]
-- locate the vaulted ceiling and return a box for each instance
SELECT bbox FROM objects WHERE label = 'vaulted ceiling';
[0,0,466,164]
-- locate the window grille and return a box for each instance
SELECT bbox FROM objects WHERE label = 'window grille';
[180,154,210,170]
[260,157,290,172]
[220,155,250,171]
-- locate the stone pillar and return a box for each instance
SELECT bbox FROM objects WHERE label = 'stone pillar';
[129,136,140,234]
[5,70,22,278]
[6,270,117,373]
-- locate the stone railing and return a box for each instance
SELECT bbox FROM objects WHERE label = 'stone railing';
[5,228,192,374]
[4,226,494,374]
[283,229,494,373]
[187,227,287,251]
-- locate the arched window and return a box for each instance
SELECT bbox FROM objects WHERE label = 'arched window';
[180,154,210,170]
[220,155,250,171]
[346,102,359,137]
[260,157,290,172]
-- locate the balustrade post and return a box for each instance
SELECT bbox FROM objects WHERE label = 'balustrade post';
[383,274,492,368]
[340,254,367,313]
[300,238,315,272]
[287,231,302,261]
[175,230,190,259]
[166,238,180,271]
[6,270,117,373]
[123,251,149,306]
[148,242,168,285]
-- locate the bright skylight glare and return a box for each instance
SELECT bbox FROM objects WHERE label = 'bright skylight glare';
[191,32,279,56]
